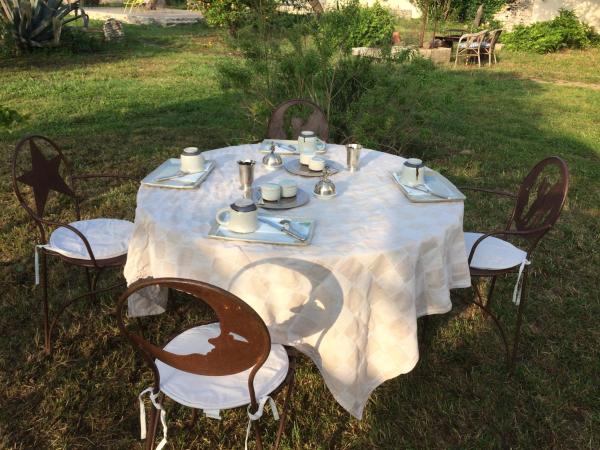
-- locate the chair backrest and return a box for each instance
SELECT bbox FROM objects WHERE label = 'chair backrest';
[116,278,272,403]
[12,135,80,242]
[487,29,502,48]
[267,99,329,141]
[510,156,569,244]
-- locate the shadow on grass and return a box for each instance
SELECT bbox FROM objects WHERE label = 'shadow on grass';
[0,22,224,72]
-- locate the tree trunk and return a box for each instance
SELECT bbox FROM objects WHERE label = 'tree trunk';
[418,0,430,48]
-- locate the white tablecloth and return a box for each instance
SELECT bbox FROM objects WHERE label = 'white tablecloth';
[124,144,471,418]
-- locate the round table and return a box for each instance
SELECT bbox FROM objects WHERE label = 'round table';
[124,143,471,419]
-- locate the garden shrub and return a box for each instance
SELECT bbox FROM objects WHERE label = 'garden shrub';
[218,8,426,145]
[502,9,600,53]
[318,0,395,50]
[0,18,17,57]
[61,27,103,53]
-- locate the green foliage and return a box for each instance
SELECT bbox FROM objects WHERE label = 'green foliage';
[216,6,414,142]
[0,16,17,57]
[0,105,22,130]
[60,26,103,53]
[317,0,395,50]
[187,0,274,34]
[0,0,83,50]
[452,0,507,22]
[503,9,600,54]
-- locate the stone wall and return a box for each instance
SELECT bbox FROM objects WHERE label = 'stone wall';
[495,0,600,30]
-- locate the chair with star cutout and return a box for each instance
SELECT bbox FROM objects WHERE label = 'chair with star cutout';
[11,134,137,354]
[116,278,297,450]
[461,157,569,371]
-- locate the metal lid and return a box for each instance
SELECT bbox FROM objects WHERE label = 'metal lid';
[182,147,201,156]
[314,166,336,196]
[404,158,424,168]
[262,144,283,168]
[231,198,257,212]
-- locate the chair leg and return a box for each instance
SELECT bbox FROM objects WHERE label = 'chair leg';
[41,252,51,355]
[253,420,264,450]
[274,368,296,449]
[509,271,529,373]
[85,268,96,302]
[145,393,163,450]
[485,276,498,311]
[472,280,511,364]
[477,51,481,67]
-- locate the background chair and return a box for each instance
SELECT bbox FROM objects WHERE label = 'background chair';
[267,99,329,142]
[455,30,488,67]
[116,277,297,450]
[481,29,503,65]
[461,157,569,371]
[12,134,136,354]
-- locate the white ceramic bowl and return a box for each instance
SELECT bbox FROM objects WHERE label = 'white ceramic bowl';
[309,156,326,172]
[261,183,281,201]
[279,179,298,198]
[299,152,315,165]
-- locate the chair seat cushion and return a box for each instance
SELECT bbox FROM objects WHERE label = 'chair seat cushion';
[458,42,489,49]
[464,232,527,270]
[156,323,289,410]
[48,218,134,260]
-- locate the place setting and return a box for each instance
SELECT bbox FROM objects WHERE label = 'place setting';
[259,130,328,155]
[141,147,216,189]
[391,158,466,202]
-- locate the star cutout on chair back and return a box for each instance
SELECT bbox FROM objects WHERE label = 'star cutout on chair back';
[16,139,75,217]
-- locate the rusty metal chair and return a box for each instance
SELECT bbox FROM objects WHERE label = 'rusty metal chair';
[11,134,136,355]
[266,99,329,142]
[116,278,297,450]
[461,157,569,371]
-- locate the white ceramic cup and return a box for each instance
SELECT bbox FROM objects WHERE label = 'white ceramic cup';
[180,147,205,173]
[299,151,315,165]
[279,179,298,198]
[309,156,326,172]
[260,183,281,202]
[298,130,317,154]
[400,158,425,186]
[216,199,258,233]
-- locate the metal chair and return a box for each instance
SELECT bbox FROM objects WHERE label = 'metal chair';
[11,135,136,355]
[454,30,488,68]
[116,277,297,450]
[267,99,329,142]
[461,157,569,371]
[481,29,503,65]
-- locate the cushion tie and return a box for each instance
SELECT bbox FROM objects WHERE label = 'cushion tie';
[245,396,279,450]
[512,258,531,306]
[138,387,168,450]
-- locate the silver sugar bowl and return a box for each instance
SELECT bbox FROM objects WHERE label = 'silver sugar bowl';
[262,143,283,170]
[314,166,336,198]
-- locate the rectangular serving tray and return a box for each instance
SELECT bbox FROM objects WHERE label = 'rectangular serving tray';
[392,168,466,203]
[208,215,315,246]
[259,139,327,155]
[142,158,215,189]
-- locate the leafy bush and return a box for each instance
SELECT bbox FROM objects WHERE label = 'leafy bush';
[0,17,17,57]
[188,0,280,35]
[217,8,422,143]
[318,0,395,50]
[61,27,103,53]
[503,9,600,53]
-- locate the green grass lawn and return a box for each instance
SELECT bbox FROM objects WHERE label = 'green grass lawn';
[1,23,599,449]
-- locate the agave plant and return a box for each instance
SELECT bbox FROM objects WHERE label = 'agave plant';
[0,0,86,49]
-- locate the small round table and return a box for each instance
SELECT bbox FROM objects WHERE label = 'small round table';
[124,143,471,418]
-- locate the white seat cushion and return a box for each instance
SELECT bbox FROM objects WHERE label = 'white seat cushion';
[48,218,134,260]
[464,232,527,270]
[156,323,289,410]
